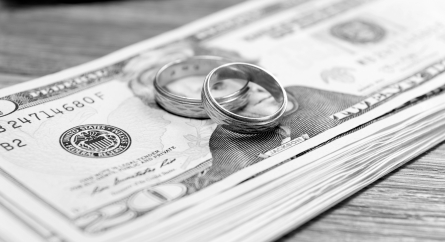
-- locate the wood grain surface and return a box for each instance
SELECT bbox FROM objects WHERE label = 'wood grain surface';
[1,0,445,241]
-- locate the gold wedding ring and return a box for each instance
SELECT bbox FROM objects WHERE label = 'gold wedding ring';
[202,63,287,134]
[154,56,249,118]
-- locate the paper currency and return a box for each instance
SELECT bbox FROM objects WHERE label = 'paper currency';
[139,88,445,242]
[1,0,445,241]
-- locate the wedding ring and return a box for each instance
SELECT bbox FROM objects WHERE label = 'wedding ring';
[154,56,249,118]
[202,63,287,134]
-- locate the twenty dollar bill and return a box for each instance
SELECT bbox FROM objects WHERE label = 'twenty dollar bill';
[1,0,445,241]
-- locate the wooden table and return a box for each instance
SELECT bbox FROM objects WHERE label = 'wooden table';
[1,0,445,241]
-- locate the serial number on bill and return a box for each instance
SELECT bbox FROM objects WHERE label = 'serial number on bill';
[0,92,104,133]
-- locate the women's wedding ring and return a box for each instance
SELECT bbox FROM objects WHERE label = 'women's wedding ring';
[154,56,249,118]
[202,63,287,134]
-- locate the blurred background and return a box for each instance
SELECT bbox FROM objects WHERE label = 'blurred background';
[0,0,241,87]
[2,0,120,5]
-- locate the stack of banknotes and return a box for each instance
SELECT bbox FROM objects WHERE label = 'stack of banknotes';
[1,0,445,241]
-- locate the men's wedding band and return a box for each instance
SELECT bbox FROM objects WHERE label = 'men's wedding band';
[154,56,250,118]
[202,63,287,134]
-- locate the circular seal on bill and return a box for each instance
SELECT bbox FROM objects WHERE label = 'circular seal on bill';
[60,124,131,158]
[330,19,386,44]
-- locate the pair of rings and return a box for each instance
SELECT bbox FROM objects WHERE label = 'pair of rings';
[154,56,287,134]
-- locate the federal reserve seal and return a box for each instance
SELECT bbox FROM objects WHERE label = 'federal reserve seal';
[330,19,386,44]
[60,124,131,158]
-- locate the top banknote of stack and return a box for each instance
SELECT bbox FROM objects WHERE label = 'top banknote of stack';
[2,0,445,241]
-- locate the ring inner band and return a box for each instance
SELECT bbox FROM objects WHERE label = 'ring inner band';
[156,57,248,104]
[206,63,287,123]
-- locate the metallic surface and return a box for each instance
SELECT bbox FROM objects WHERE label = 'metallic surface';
[154,56,249,118]
[202,63,288,133]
